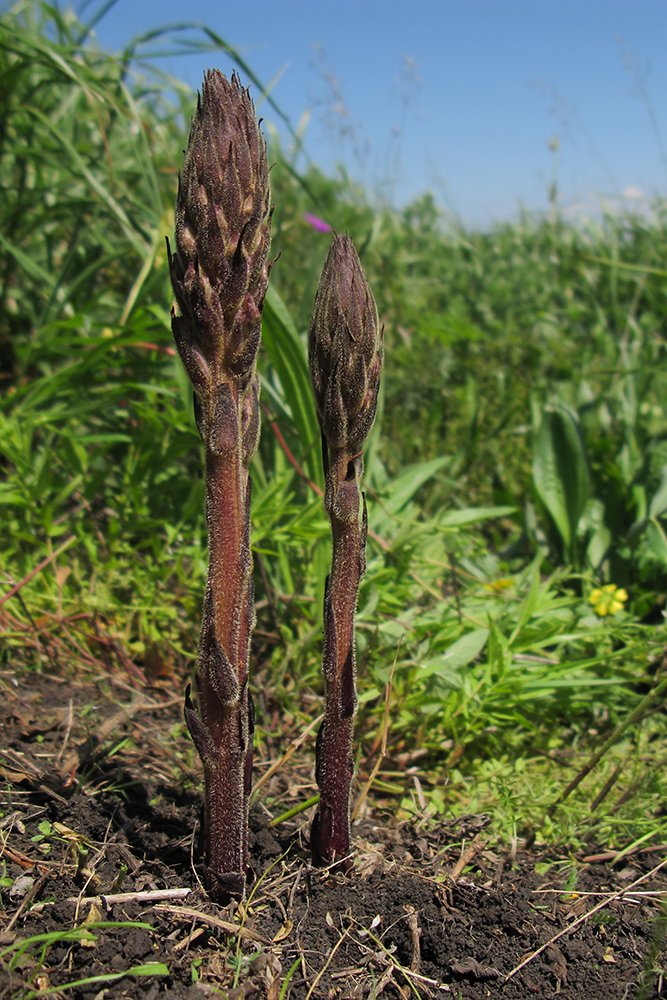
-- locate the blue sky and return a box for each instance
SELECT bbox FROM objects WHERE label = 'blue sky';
[90,0,667,227]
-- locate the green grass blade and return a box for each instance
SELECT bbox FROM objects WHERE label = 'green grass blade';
[262,285,321,486]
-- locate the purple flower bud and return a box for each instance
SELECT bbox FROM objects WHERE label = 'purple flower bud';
[308,234,383,452]
[304,211,332,233]
[169,70,272,423]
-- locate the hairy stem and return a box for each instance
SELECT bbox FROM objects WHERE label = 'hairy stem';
[307,233,382,871]
[184,420,255,898]
[203,439,253,892]
[170,70,270,900]
[311,447,367,867]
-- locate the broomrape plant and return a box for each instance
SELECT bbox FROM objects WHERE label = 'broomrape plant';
[308,235,383,867]
[170,71,382,895]
[168,70,272,899]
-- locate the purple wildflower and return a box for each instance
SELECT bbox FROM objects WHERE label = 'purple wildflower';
[304,211,331,233]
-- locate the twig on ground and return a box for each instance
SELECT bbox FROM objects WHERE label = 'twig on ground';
[74,888,192,907]
[173,925,206,952]
[504,856,667,982]
[190,819,205,895]
[287,865,304,918]
[405,905,421,973]
[582,843,667,863]
[154,904,272,944]
[533,888,665,900]
[446,834,487,886]
[74,811,117,916]
[369,965,396,999]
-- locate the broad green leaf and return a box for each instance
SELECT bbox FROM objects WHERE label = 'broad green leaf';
[649,466,667,518]
[487,616,509,679]
[381,457,450,516]
[509,556,544,645]
[587,522,612,569]
[419,628,489,679]
[646,518,667,568]
[533,403,590,554]
[440,505,515,527]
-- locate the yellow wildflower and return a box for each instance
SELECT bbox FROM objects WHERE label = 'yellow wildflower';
[589,584,628,617]
[484,578,513,593]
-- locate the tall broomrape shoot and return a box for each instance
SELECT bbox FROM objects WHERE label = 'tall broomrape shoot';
[168,70,271,899]
[308,234,383,868]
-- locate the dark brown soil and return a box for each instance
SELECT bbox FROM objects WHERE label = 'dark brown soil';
[1,669,666,1000]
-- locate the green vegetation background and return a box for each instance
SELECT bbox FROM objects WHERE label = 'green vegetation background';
[2,3,667,853]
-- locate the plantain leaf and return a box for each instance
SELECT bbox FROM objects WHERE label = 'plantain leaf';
[532,403,590,557]
[646,518,667,568]
[649,465,667,518]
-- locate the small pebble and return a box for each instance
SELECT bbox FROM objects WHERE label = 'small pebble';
[9,875,34,900]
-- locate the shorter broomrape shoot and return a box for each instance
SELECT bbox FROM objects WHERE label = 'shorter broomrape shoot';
[168,70,272,899]
[308,233,384,868]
